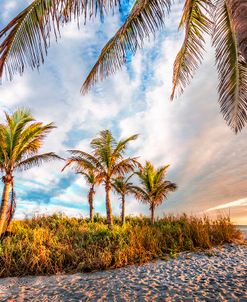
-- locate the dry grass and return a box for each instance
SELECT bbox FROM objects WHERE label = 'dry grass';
[0,214,242,278]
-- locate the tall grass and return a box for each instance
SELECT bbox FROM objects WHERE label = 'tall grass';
[0,214,242,278]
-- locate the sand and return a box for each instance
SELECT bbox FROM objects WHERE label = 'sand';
[0,243,246,301]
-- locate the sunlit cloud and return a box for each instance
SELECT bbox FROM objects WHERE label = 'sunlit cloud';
[0,1,247,224]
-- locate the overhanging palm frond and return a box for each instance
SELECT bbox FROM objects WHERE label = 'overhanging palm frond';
[0,0,119,81]
[213,0,247,133]
[228,0,247,63]
[15,152,63,171]
[0,0,67,80]
[81,0,171,93]
[171,0,213,100]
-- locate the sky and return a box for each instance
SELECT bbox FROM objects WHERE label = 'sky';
[0,0,247,224]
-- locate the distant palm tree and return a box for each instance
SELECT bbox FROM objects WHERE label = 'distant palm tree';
[0,0,247,132]
[80,170,102,222]
[0,109,61,235]
[62,158,102,222]
[112,174,136,225]
[63,130,140,226]
[133,161,177,224]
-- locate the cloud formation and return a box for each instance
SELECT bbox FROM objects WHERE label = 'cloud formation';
[0,1,247,224]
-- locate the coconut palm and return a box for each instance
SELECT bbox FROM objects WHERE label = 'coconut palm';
[80,170,102,222]
[63,130,140,226]
[112,174,135,225]
[132,161,177,224]
[62,158,102,222]
[0,1,247,133]
[0,108,61,235]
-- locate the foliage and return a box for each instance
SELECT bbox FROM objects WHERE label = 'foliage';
[63,130,140,225]
[1,0,246,132]
[0,108,60,235]
[132,161,177,223]
[0,214,242,278]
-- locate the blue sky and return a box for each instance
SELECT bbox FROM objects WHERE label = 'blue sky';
[1,0,247,224]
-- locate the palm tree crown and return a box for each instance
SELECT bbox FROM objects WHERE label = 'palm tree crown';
[133,161,177,223]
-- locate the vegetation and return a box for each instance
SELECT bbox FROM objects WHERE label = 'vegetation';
[74,169,101,223]
[0,1,247,132]
[0,109,242,279]
[112,174,136,225]
[62,130,140,226]
[132,162,177,224]
[0,214,242,278]
[0,109,60,236]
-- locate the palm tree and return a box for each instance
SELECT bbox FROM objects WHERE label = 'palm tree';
[79,170,102,222]
[0,1,247,132]
[62,158,102,222]
[0,108,61,235]
[132,161,177,224]
[112,174,135,225]
[63,130,140,226]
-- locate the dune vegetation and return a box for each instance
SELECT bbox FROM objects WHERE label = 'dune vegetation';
[0,214,242,278]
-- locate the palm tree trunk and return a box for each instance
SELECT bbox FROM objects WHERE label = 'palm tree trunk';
[105,181,113,226]
[121,194,126,226]
[151,205,155,225]
[0,179,11,235]
[88,186,95,223]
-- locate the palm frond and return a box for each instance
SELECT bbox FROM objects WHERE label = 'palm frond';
[14,122,56,162]
[65,149,104,171]
[213,0,247,133]
[15,152,62,171]
[111,157,140,176]
[81,0,171,93]
[228,0,247,63]
[0,0,119,81]
[112,134,138,158]
[131,185,150,203]
[171,0,213,100]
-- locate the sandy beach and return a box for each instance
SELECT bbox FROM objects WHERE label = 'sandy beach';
[0,243,246,301]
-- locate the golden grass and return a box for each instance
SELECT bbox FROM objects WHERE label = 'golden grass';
[0,214,242,278]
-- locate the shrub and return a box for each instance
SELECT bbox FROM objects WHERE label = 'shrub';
[0,214,242,278]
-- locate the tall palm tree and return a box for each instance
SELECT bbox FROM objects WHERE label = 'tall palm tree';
[132,161,177,224]
[62,158,102,222]
[0,1,247,132]
[112,174,135,225]
[63,130,140,226]
[0,108,61,235]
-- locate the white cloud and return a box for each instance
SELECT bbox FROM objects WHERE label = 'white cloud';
[1,1,247,224]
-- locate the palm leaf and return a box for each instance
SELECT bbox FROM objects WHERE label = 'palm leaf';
[228,0,247,63]
[81,0,171,93]
[15,152,62,171]
[65,149,104,171]
[0,0,118,81]
[112,134,139,158]
[171,0,213,100]
[111,157,140,176]
[212,0,247,133]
